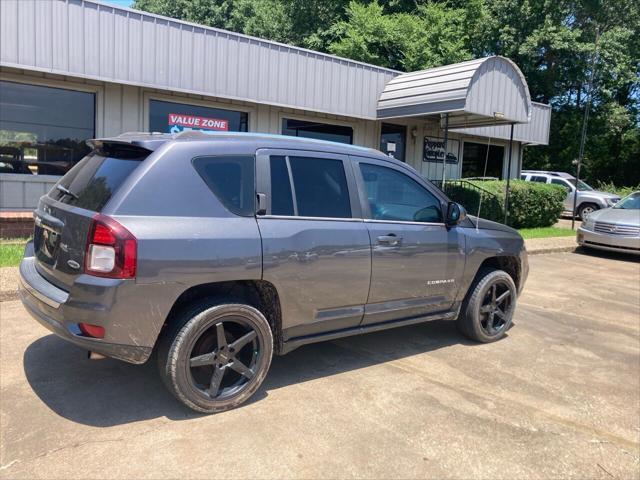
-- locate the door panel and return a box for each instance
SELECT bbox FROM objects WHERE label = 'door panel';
[258,218,371,339]
[256,149,371,340]
[355,159,465,325]
[363,221,464,324]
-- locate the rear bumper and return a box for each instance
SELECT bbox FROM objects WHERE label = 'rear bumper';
[19,253,152,364]
[577,227,640,255]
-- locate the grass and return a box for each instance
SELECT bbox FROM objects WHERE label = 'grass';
[0,238,29,268]
[517,226,576,239]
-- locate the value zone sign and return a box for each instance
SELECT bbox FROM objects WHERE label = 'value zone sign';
[168,113,229,132]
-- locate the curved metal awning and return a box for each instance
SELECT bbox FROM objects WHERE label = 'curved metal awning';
[377,56,532,128]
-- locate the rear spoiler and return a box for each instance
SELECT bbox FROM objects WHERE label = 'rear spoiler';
[86,132,171,152]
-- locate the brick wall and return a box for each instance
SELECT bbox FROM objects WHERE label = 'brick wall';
[0,212,34,239]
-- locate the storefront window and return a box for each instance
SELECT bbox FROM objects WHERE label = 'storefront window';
[149,99,248,134]
[380,123,406,162]
[461,142,505,179]
[282,118,353,144]
[0,81,95,175]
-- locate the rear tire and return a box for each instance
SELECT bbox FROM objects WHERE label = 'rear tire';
[457,268,517,343]
[157,301,273,413]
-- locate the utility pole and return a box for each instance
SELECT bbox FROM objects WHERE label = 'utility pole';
[504,123,515,225]
[572,26,600,230]
[440,113,450,189]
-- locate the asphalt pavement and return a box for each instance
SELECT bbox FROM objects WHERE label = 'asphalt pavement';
[1,250,638,479]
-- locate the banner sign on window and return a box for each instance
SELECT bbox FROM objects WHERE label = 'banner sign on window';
[167,113,229,132]
[423,137,460,164]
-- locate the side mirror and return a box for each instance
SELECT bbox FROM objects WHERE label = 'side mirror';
[446,202,467,226]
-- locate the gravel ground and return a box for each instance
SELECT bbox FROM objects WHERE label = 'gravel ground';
[0,267,19,302]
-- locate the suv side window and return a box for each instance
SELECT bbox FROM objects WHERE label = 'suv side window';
[289,156,351,218]
[359,163,442,223]
[269,156,295,216]
[530,175,548,183]
[550,178,571,192]
[193,155,255,216]
[269,155,352,218]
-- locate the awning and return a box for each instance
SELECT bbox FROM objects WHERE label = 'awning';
[377,57,532,128]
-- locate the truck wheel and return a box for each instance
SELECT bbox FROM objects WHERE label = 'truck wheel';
[457,268,517,343]
[157,301,273,413]
[578,203,598,219]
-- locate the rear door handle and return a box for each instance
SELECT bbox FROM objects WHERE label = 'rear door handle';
[377,234,401,246]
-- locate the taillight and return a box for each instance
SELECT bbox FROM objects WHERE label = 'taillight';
[78,322,105,338]
[85,214,137,279]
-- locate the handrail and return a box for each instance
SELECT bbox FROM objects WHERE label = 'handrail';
[434,179,504,221]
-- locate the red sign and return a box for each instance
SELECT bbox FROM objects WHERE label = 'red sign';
[167,113,229,131]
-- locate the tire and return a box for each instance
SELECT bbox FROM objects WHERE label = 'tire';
[578,203,598,220]
[457,268,517,343]
[157,301,273,413]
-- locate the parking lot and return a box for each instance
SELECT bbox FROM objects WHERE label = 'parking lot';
[1,251,639,479]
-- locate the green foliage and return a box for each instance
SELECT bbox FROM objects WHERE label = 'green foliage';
[327,2,472,71]
[132,0,640,187]
[592,180,640,199]
[446,180,565,229]
[517,227,576,239]
[0,241,26,268]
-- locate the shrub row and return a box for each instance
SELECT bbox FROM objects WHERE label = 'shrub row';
[592,180,640,199]
[444,180,566,229]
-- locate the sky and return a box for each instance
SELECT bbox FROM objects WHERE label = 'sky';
[103,0,134,8]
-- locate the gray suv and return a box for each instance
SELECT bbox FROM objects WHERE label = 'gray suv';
[19,132,528,413]
[521,170,620,218]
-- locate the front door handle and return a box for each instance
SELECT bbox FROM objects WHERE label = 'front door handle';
[377,234,402,246]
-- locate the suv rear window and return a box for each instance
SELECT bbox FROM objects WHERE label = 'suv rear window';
[49,143,149,212]
[193,155,255,216]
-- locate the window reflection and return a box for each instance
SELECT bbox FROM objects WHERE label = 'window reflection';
[0,81,95,175]
[282,118,353,145]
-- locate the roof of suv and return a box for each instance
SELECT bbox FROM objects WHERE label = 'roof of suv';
[89,130,394,163]
[522,170,574,179]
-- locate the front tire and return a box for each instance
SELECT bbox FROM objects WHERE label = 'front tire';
[157,301,273,413]
[457,268,517,343]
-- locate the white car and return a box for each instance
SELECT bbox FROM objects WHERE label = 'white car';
[577,192,640,255]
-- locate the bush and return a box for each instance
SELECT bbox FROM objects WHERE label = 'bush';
[592,180,640,199]
[444,180,565,229]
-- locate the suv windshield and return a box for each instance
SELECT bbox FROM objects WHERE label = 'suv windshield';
[614,192,640,209]
[571,178,593,191]
[49,143,149,212]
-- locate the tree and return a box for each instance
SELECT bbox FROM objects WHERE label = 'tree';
[132,0,640,186]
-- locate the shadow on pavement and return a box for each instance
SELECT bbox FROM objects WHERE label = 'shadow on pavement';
[574,246,640,263]
[23,319,473,427]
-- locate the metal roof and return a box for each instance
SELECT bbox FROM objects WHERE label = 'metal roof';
[0,0,550,145]
[0,0,397,120]
[451,103,550,145]
[377,57,532,128]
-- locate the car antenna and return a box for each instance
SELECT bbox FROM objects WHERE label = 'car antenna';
[476,135,492,232]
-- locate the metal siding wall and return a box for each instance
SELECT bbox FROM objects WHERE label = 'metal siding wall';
[450,102,551,145]
[0,0,396,119]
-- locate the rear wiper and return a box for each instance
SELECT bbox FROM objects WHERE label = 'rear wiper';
[55,184,78,199]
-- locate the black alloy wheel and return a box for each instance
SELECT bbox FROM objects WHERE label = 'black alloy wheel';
[478,280,512,336]
[188,318,260,400]
[457,268,517,343]
[158,302,273,413]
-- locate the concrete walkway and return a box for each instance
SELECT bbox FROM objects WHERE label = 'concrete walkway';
[525,235,578,255]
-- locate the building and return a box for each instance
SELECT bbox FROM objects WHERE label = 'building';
[0,0,550,212]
